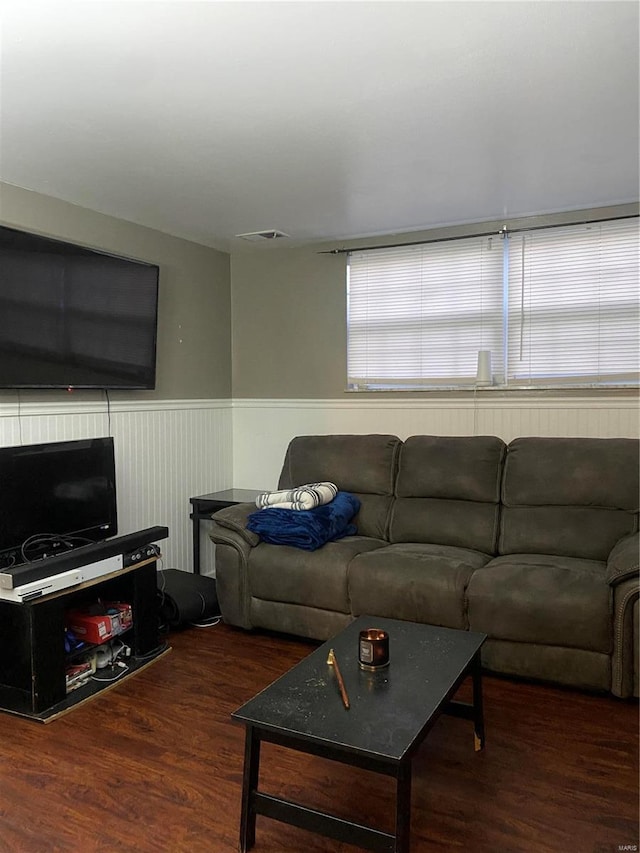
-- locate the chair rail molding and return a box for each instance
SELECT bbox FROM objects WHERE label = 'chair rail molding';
[230,395,640,411]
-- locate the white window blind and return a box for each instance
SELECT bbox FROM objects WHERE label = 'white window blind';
[347,217,639,391]
[506,218,640,387]
[347,236,503,389]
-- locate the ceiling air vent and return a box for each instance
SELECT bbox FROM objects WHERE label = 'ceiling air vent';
[235,230,290,242]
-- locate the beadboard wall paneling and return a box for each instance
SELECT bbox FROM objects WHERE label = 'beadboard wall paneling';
[231,396,640,489]
[0,400,233,576]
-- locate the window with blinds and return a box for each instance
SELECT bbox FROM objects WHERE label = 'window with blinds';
[346,217,639,390]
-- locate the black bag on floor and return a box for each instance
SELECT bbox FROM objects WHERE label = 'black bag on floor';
[157,569,221,629]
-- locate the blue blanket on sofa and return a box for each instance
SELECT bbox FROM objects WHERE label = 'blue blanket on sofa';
[246,491,361,551]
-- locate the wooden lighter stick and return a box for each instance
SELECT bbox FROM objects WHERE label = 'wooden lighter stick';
[327,648,350,710]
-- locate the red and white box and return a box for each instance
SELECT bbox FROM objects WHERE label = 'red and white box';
[66,602,132,645]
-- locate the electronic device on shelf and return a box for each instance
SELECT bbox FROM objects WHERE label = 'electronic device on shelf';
[0,224,159,390]
[0,527,168,596]
[0,437,118,568]
[0,557,123,603]
[0,435,167,599]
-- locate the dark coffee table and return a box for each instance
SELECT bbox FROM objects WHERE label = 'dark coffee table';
[233,615,486,853]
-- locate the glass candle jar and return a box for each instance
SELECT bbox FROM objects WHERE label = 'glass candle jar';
[358,628,390,671]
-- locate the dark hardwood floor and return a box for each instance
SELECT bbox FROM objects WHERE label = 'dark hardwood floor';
[0,622,637,853]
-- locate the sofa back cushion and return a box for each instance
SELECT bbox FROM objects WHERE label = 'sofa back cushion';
[500,437,639,560]
[389,435,506,554]
[278,434,402,539]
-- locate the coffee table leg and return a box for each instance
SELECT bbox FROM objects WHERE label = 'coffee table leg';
[395,761,412,852]
[471,652,485,752]
[240,725,261,852]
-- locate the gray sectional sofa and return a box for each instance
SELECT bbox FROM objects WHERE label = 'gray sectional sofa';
[209,434,639,697]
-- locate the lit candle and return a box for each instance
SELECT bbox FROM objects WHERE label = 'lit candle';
[358,628,390,670]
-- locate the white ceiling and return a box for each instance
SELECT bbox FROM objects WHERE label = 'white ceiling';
[0,1,638,252]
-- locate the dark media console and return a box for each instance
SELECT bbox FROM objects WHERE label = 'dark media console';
[0,527,170,722]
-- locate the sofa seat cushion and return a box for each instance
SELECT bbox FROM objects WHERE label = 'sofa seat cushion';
[348,543,491,630]
[467,554,611,653]
[248,535,386,613]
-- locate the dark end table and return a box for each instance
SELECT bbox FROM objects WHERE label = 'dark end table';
[189,489,262,575]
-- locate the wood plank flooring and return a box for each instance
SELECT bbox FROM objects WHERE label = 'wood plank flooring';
[0,622,637,853]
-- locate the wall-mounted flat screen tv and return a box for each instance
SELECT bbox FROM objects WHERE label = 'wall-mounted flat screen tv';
[0,225,159,389]
[0,437,118,564]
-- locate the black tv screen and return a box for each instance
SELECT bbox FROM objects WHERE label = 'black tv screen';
[0,437,118,563]
[0,225,159,389]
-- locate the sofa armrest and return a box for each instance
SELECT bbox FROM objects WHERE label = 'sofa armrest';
[210,503,260,548]
[607,533,638,696]
[611,575,640,697]
[607,532,639,585]
[208,503,260,630]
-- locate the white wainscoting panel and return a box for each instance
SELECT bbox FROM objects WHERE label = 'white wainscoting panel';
[231,396,640,489]
[0,400,233,576]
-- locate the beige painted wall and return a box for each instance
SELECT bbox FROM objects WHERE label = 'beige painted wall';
[230,203,640,399]
[230,247,348,398]
[0,183,231,401]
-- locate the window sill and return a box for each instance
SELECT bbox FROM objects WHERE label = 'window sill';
[347,384,639,393]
